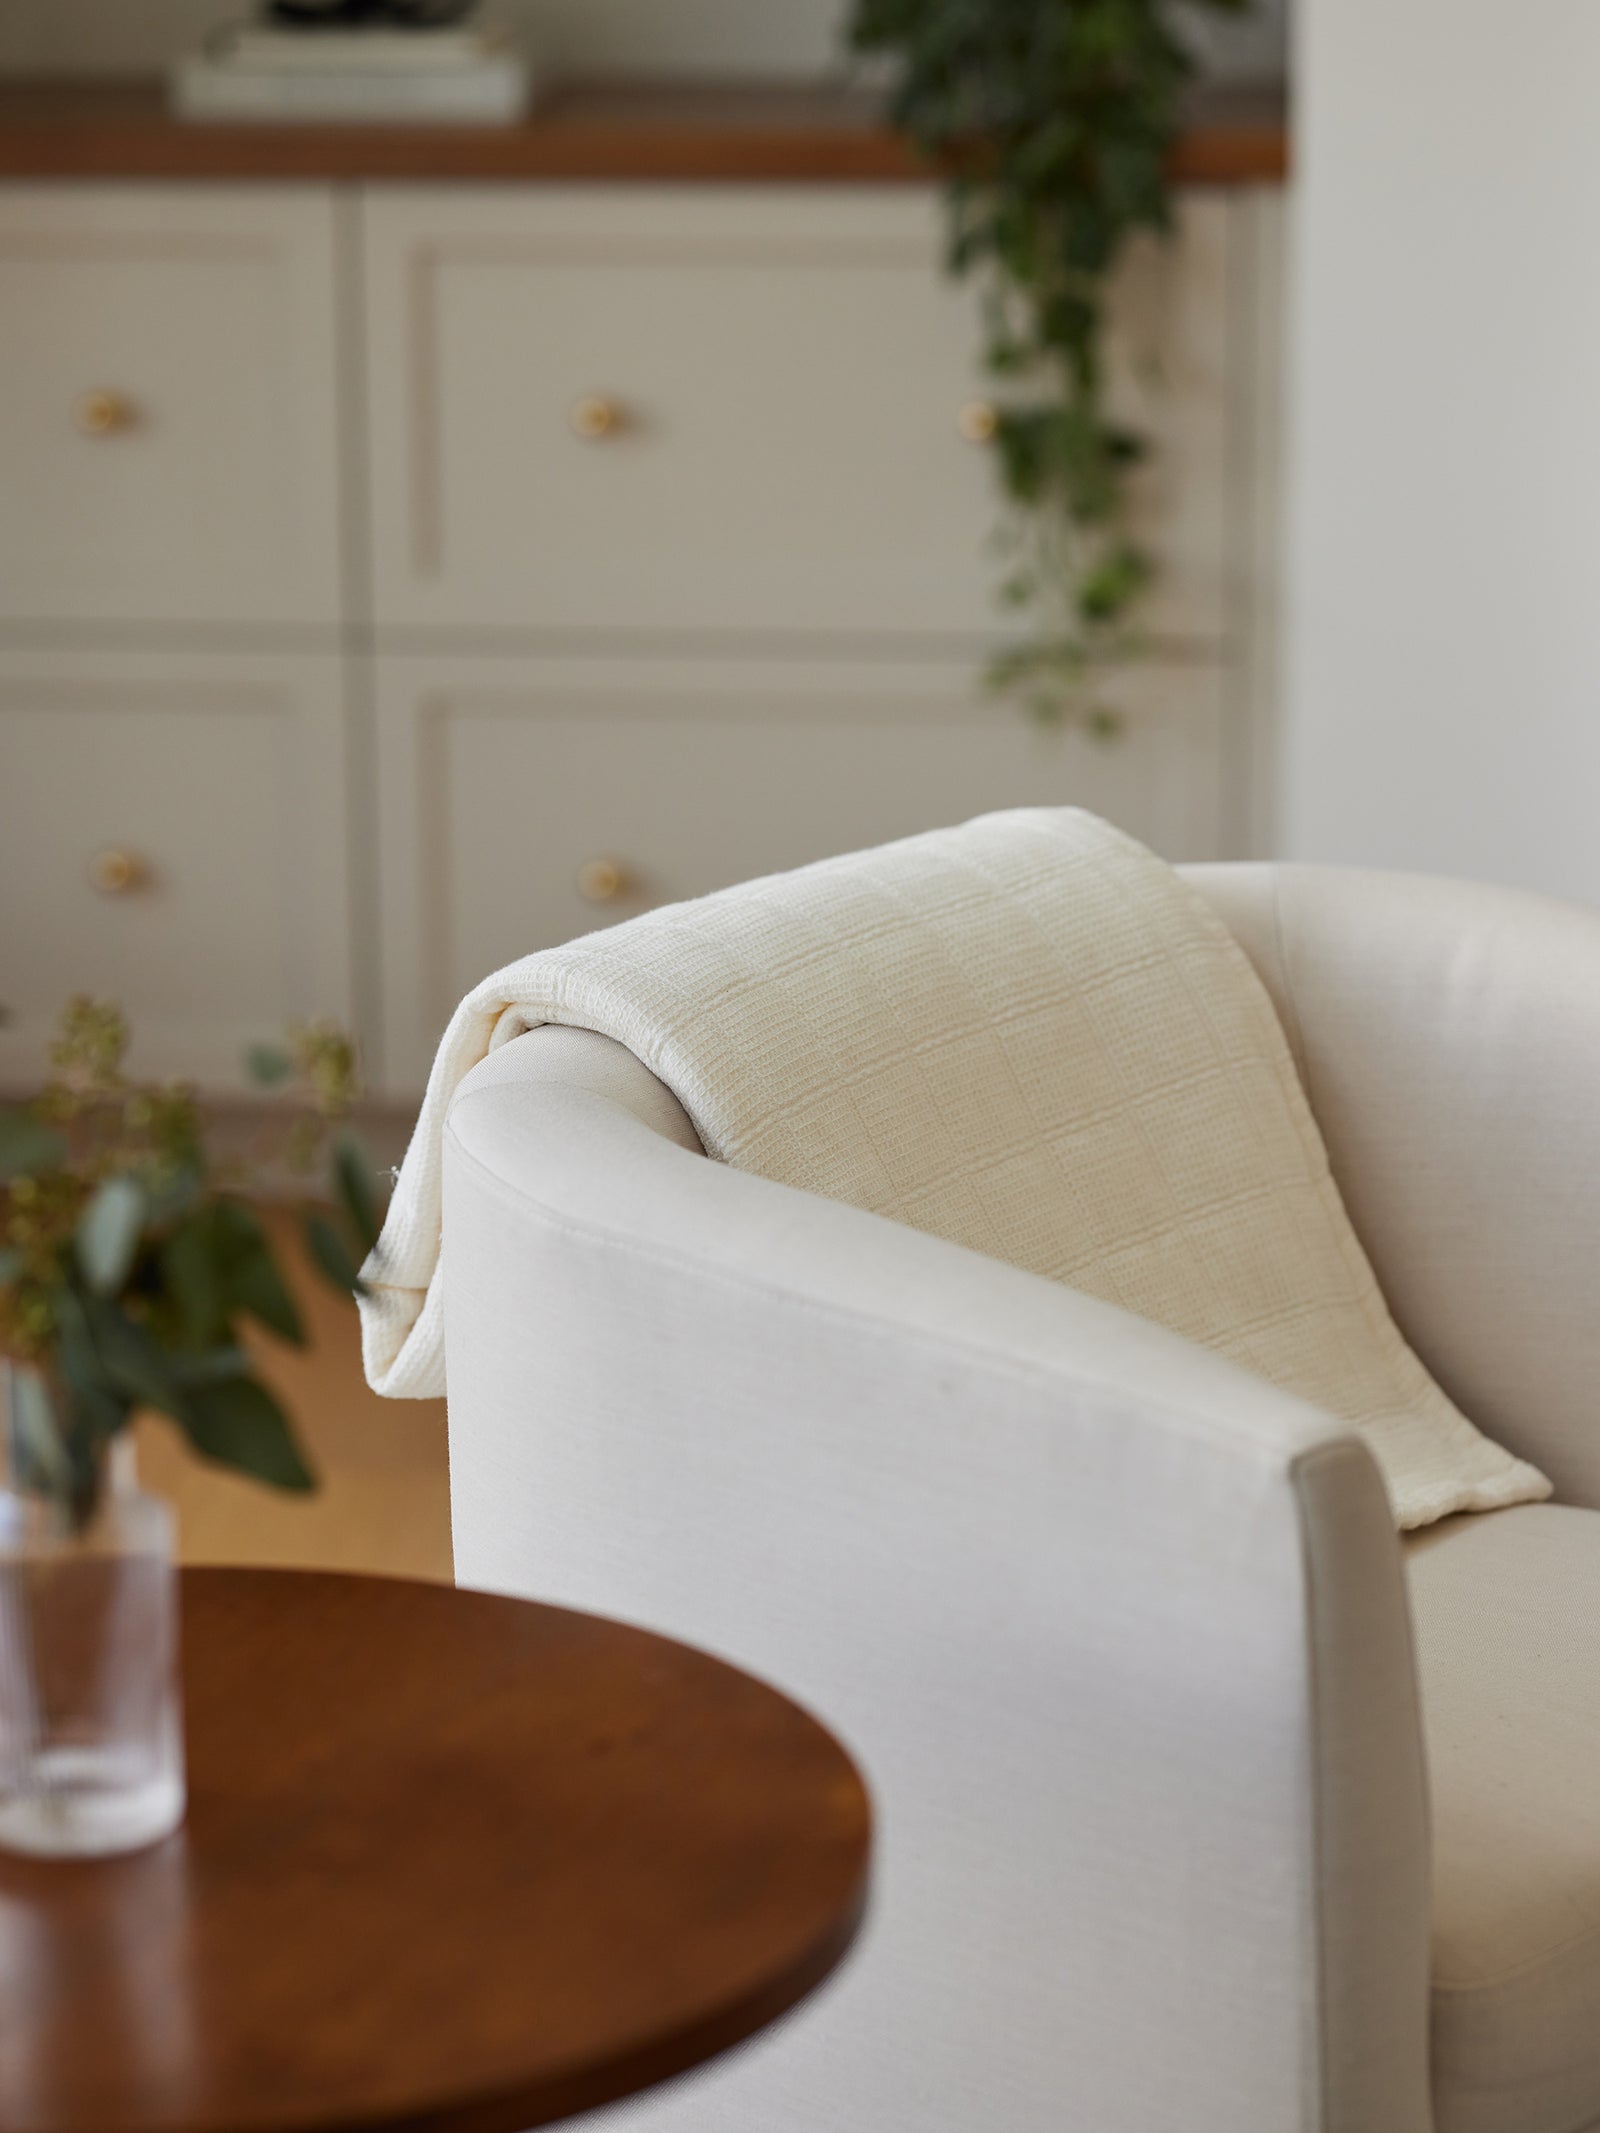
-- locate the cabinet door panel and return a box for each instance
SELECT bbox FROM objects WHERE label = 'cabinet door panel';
[375,653,1224,1091]
[0,650,353,1091]
[0,186,343,628]
[364,188,1230,645]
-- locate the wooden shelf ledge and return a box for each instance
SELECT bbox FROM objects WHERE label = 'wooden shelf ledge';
[0,75,1288,186]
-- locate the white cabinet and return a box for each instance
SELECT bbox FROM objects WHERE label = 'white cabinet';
[0,179,1281,1095]
[0,187,344,629]
[372,651,1225,1090]
[361,188,1234,645]
[0,648,354,1087]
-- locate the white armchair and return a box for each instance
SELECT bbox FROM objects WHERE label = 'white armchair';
[439,863,1600,2133]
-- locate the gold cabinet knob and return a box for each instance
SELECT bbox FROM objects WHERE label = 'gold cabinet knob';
[574,856,632,906]
[74,390,136,437]
[568,395,623,441]
[956,399,999,445]
[87,847,147,898]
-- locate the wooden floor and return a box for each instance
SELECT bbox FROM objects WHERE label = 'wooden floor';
[133,1211,454,1584]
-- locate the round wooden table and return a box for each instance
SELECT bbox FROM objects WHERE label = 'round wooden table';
[0,1568,871,2133]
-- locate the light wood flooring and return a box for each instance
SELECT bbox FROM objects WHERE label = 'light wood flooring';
[133,1211,453,1584]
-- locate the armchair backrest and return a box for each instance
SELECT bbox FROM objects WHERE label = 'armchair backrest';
[1186,863,1600,1508]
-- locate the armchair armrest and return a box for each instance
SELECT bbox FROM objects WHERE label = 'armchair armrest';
[442,1032,1431,2133]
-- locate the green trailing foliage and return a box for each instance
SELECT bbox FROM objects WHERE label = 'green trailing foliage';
[0,999,387,1529]
[848,0,1250,725]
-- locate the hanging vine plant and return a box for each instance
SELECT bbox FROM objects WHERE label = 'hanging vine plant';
[848,0,1250,728]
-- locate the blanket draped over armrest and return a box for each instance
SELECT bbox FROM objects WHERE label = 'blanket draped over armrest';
[360,807,1547,1530]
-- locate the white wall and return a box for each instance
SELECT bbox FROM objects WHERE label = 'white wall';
[1284,0,1600,904]
[0,0,1285,82]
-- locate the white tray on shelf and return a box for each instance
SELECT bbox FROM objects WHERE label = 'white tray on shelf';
[170,22,537,124]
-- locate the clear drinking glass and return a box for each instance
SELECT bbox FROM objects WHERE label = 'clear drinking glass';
[0,1362,186,1857]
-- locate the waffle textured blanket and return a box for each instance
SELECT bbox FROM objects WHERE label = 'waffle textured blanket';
[361,807,1547,1529]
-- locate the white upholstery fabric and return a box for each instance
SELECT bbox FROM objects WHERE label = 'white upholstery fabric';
[368,809,1542,1529]
[438,862,1600,2133]
[1187,863,1600,1511]
[443,1037,1433,2133]
[1409,1504,1600,2133]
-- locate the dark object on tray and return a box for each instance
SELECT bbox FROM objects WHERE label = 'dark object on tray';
[268,0,479,27]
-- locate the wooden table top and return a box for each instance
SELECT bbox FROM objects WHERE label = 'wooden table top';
[0,76,1289,186]
[0,1568,872,2133]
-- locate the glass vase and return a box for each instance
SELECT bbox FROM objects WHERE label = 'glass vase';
[0,1362,186,1858]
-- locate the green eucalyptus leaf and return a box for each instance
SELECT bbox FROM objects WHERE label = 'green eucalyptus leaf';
[161,1210,227,1347]
[76,1294,189,1423]
[181,1376,314,1494]
[227,1239,304,1349]
[206,1201,305,1347]
[166,1344,250,1387]
[332,1131,382,1256]
[76,1175,146,1297]
[51,1294,134,1457]
[8,1367,74,1502]
[8,1365,110,1532]
[304,1212,367,1299]
[0,1107,66,1181]
[244,1042,294,1089]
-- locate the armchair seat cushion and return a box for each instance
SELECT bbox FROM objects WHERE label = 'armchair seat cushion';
[1410,1504,1600,2133]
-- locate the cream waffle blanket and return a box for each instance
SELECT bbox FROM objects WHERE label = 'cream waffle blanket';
[361,807,1547,1529]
